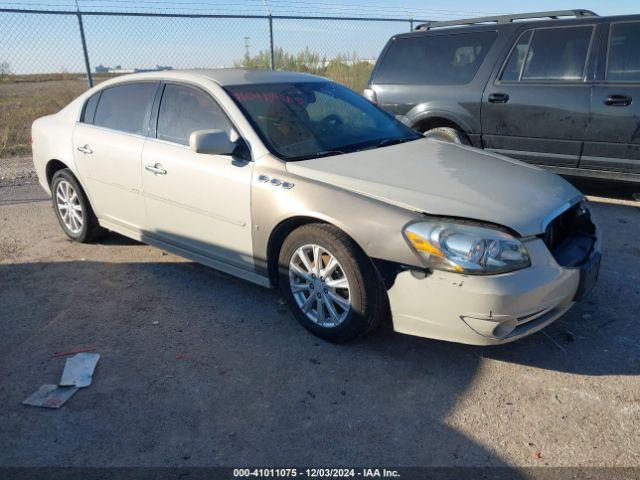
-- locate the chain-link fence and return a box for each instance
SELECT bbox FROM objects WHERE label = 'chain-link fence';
[0,7,423,157]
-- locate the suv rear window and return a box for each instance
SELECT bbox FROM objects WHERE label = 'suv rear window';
[502,26,593,82]
[374,31,497,85]
[607,22,640,82]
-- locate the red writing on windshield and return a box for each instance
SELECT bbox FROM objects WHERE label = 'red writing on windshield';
[232,91,305,105]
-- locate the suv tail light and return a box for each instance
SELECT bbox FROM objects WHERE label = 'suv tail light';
[363,88,377,104]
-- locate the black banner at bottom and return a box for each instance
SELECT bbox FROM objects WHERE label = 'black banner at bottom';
[0,467,639,480]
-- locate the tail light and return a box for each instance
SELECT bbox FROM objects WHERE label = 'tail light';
[363,88,377,104]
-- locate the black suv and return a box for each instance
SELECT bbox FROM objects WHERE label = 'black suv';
[366,10,640,183]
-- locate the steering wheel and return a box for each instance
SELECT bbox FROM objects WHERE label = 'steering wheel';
[320,114,343,130]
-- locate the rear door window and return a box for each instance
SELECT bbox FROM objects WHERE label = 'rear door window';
[156,84,233,145]
[374,31,497,85]
[502,26,593,82]
[81,92,101,124]
[93,82,157,135]
[500,30,533,81]
[607,21,640,82]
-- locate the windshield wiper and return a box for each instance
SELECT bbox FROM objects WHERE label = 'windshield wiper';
[348,136,417,154]
[292,150,345,161]
[376,137,416,148]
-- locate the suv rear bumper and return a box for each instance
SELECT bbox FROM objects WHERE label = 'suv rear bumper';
[387,237,599,346]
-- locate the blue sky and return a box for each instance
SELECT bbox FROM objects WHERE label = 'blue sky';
[1,0,638,73]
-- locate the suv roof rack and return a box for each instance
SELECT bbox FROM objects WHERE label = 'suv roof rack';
[415,9,598,31]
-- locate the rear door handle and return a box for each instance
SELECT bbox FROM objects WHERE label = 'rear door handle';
[488,93,510,104]
[76,144,93,154]
[145,163,167,175]
[604,94,632,106]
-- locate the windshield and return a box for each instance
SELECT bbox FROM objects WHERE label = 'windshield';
[224,81,421,161]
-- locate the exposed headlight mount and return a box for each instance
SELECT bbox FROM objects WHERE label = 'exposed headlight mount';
[404,220,530,275]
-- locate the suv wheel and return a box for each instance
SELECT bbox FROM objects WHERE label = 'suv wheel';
[278,223,388,343]
[51,169,103,243]
[423,126,470,145]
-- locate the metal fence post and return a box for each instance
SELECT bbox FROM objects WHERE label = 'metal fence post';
[268,15,275,70]
[76,11,93,87]
[409,19,414,31]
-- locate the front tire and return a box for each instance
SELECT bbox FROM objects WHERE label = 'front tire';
[278,223,388,343]
[51,169,102,243]
[423,126,470,145]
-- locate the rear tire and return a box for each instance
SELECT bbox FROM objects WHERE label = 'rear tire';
[278,223,388,343]
[423,126,470,145]
[51,169,103,243]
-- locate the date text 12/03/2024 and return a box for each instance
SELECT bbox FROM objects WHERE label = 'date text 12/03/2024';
[233,468,401,478]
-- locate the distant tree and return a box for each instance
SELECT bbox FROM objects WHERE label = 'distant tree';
[0,61,11,81]
[234,48,373,92]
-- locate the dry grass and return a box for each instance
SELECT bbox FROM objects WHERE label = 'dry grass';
[0,76,87,157]
[0,73,116,158]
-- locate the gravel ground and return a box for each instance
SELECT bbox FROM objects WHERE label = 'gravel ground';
[0,175,639,469]
[0,156,37,187]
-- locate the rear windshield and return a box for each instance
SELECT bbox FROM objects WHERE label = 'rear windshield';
[373,31,497,85]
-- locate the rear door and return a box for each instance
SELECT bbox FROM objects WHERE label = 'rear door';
[482,25,595,167]
[583,20,640,174]
[73,82,158,230]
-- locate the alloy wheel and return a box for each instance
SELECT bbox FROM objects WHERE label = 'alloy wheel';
[288,244,351,327]
[55,180,83,234]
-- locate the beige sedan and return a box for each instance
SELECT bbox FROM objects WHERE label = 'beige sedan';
[32,69,601,344]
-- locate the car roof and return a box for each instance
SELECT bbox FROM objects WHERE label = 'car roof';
[106,68,329,87]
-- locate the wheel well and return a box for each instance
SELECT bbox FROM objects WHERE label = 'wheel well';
[267,216,327,285]
[413,117,463,134]
[45,159,69,186]
[266,216,397,290]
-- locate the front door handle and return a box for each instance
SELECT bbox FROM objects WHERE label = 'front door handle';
[145,163,167,175]
[76,144,93,154]
[488,93,510,104]
[604,94,632,106]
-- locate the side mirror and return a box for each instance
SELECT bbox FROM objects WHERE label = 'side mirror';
[189,129,237,155]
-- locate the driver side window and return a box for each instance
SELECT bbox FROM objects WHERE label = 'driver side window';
[157,84,232,146]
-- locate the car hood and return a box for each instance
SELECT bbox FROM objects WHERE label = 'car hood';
[285,139,582,236]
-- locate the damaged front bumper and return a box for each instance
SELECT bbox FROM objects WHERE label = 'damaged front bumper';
[387,234,601,346]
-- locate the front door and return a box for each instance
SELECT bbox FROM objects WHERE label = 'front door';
[583,21,640,174]
[141,83,254,270]
[482,25,595,167]
[73,82,158,230]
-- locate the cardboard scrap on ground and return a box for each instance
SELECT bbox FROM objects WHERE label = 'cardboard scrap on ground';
[22,384,79,409]
[22,352,101,409]
[59,352,100,388]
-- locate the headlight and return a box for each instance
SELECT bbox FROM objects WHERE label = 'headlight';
[404,221,530,275]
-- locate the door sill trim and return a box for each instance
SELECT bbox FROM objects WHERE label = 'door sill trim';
[99,219,272,288]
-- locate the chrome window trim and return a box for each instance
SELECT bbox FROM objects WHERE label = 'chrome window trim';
[73,122,148,140]
[144,136,191,150]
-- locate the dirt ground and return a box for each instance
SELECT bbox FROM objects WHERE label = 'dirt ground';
[0,177,639,469]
